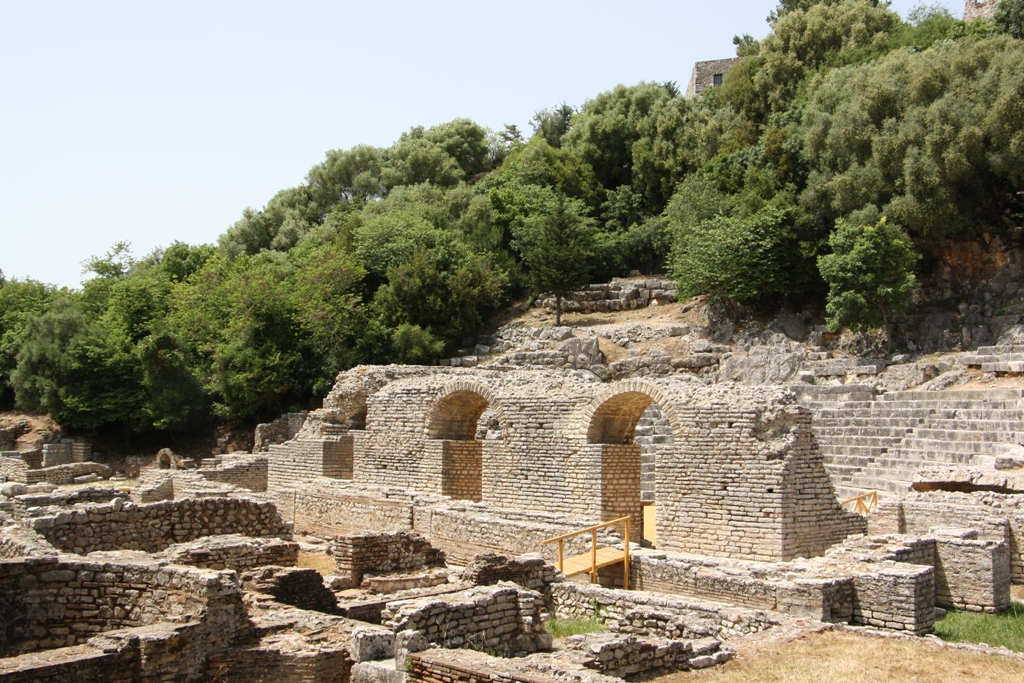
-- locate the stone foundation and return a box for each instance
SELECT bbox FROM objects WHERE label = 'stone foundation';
[24,497,290,555]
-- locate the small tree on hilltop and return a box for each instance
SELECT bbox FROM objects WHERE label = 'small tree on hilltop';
[512,193,595,326]
[818,216,918,353]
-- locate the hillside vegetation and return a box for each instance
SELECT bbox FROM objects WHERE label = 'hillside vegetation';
[1,0,1023,443]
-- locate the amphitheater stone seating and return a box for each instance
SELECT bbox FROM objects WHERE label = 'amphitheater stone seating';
[801,388,1024,500]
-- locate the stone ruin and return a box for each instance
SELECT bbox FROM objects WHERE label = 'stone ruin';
[0,361,1022,680]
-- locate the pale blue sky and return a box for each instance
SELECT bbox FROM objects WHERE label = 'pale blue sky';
[0,0,959,288]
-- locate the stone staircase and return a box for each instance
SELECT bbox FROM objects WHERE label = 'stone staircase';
[803,389,1024,500]
[960,345,1024,373]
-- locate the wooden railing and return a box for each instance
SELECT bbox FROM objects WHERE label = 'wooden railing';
[841,491,879,515]
[541,516,631,589]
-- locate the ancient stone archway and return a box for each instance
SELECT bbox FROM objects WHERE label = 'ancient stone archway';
[583,381,678,544]
[426,382,506,502]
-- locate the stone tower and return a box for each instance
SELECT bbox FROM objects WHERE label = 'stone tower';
[964,0,997,21]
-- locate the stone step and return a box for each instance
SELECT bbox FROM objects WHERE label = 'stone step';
[813,407,949,419]
[814,416,925,428]
[899,438,997,454]
[893,449,977,466]
[982,362,1024,373]
[925,419,1024,432]
[910,428,1018,443]
[960,353,1024,366]
[814,426,914,438]
[818,444,893,457]
[877,400,1023,412]
[947,409,1024,421]
[976,345,1024,355]
[815,438,905,448]
[882,389,1024,402]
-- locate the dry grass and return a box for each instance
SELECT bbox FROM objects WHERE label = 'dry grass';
[655,631,1024,683]
[296,550,336,576]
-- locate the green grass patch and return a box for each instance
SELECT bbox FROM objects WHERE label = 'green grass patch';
[545,615,607,639]
[933,601,1024,652]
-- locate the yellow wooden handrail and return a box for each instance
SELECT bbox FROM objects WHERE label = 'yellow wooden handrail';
[841,491,878,515]
[541,516,631,589]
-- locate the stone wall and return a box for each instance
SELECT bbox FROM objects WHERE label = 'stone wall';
[332,531,445,586]
[382,583,550,656]
[848,563,935,634]
[0,526,57,559]
[254,411,308,452]
[534,279,677,315]
[267,437,352,490]
[240,566,339,613]
[39,439,91,468]
[23,497,290,554]
[0,453,105,486]
[551,582,777,640]
[407,652,560,683]
[280,480,421,536]
[629,553,854,621]
[162,534,299,571]
[934,532,1011,612]
[308,367,864,563]
[686,58,742,97]
[459,553,559,595]
[194,454,269,492]
[0,555,247,656]
[871,491,1024,583]
[413,505,598,566]
[441,440,482,501]
[0,641,138,683]
[964,0,997,21]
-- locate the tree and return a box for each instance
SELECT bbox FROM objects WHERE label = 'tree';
[375,242,507,348]
[0,278,59,407]
[817,217,918,351]
[531,103,576,148]
[995,0,1024,38]
[380,137,463,189]
[799,35,1024,240]
[511,194,595,325]
[669,206,799,321]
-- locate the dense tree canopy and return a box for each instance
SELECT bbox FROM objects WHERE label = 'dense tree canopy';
[4,0,1023,441]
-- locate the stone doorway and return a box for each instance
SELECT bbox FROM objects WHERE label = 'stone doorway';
[427,389,495,502]
[586,391,672,544]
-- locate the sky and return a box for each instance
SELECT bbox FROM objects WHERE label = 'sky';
[0,0,960,288]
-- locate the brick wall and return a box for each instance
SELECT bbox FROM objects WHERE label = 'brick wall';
[280,367,865,564]
[267,437,352,490]
[872,491,1024,583]
[550,582,776,640]
[196,454,268,492]
[332,531,445,586]
[25,497,290,554]
[382,583,549,655]
[441,440,482,502]
[0,556,247,656]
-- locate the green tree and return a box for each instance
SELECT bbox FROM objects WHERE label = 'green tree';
[995,0,1024,38]
[818,216,918,350]
[170,253,307,423]
[511,194,595,325]
[799,35,1024,240]
[0,278,59,407]
[375,241,507,349]
[531,103,576,148]
[381,136,463,189]
[669,205,800,321]
[391,323,445,364]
